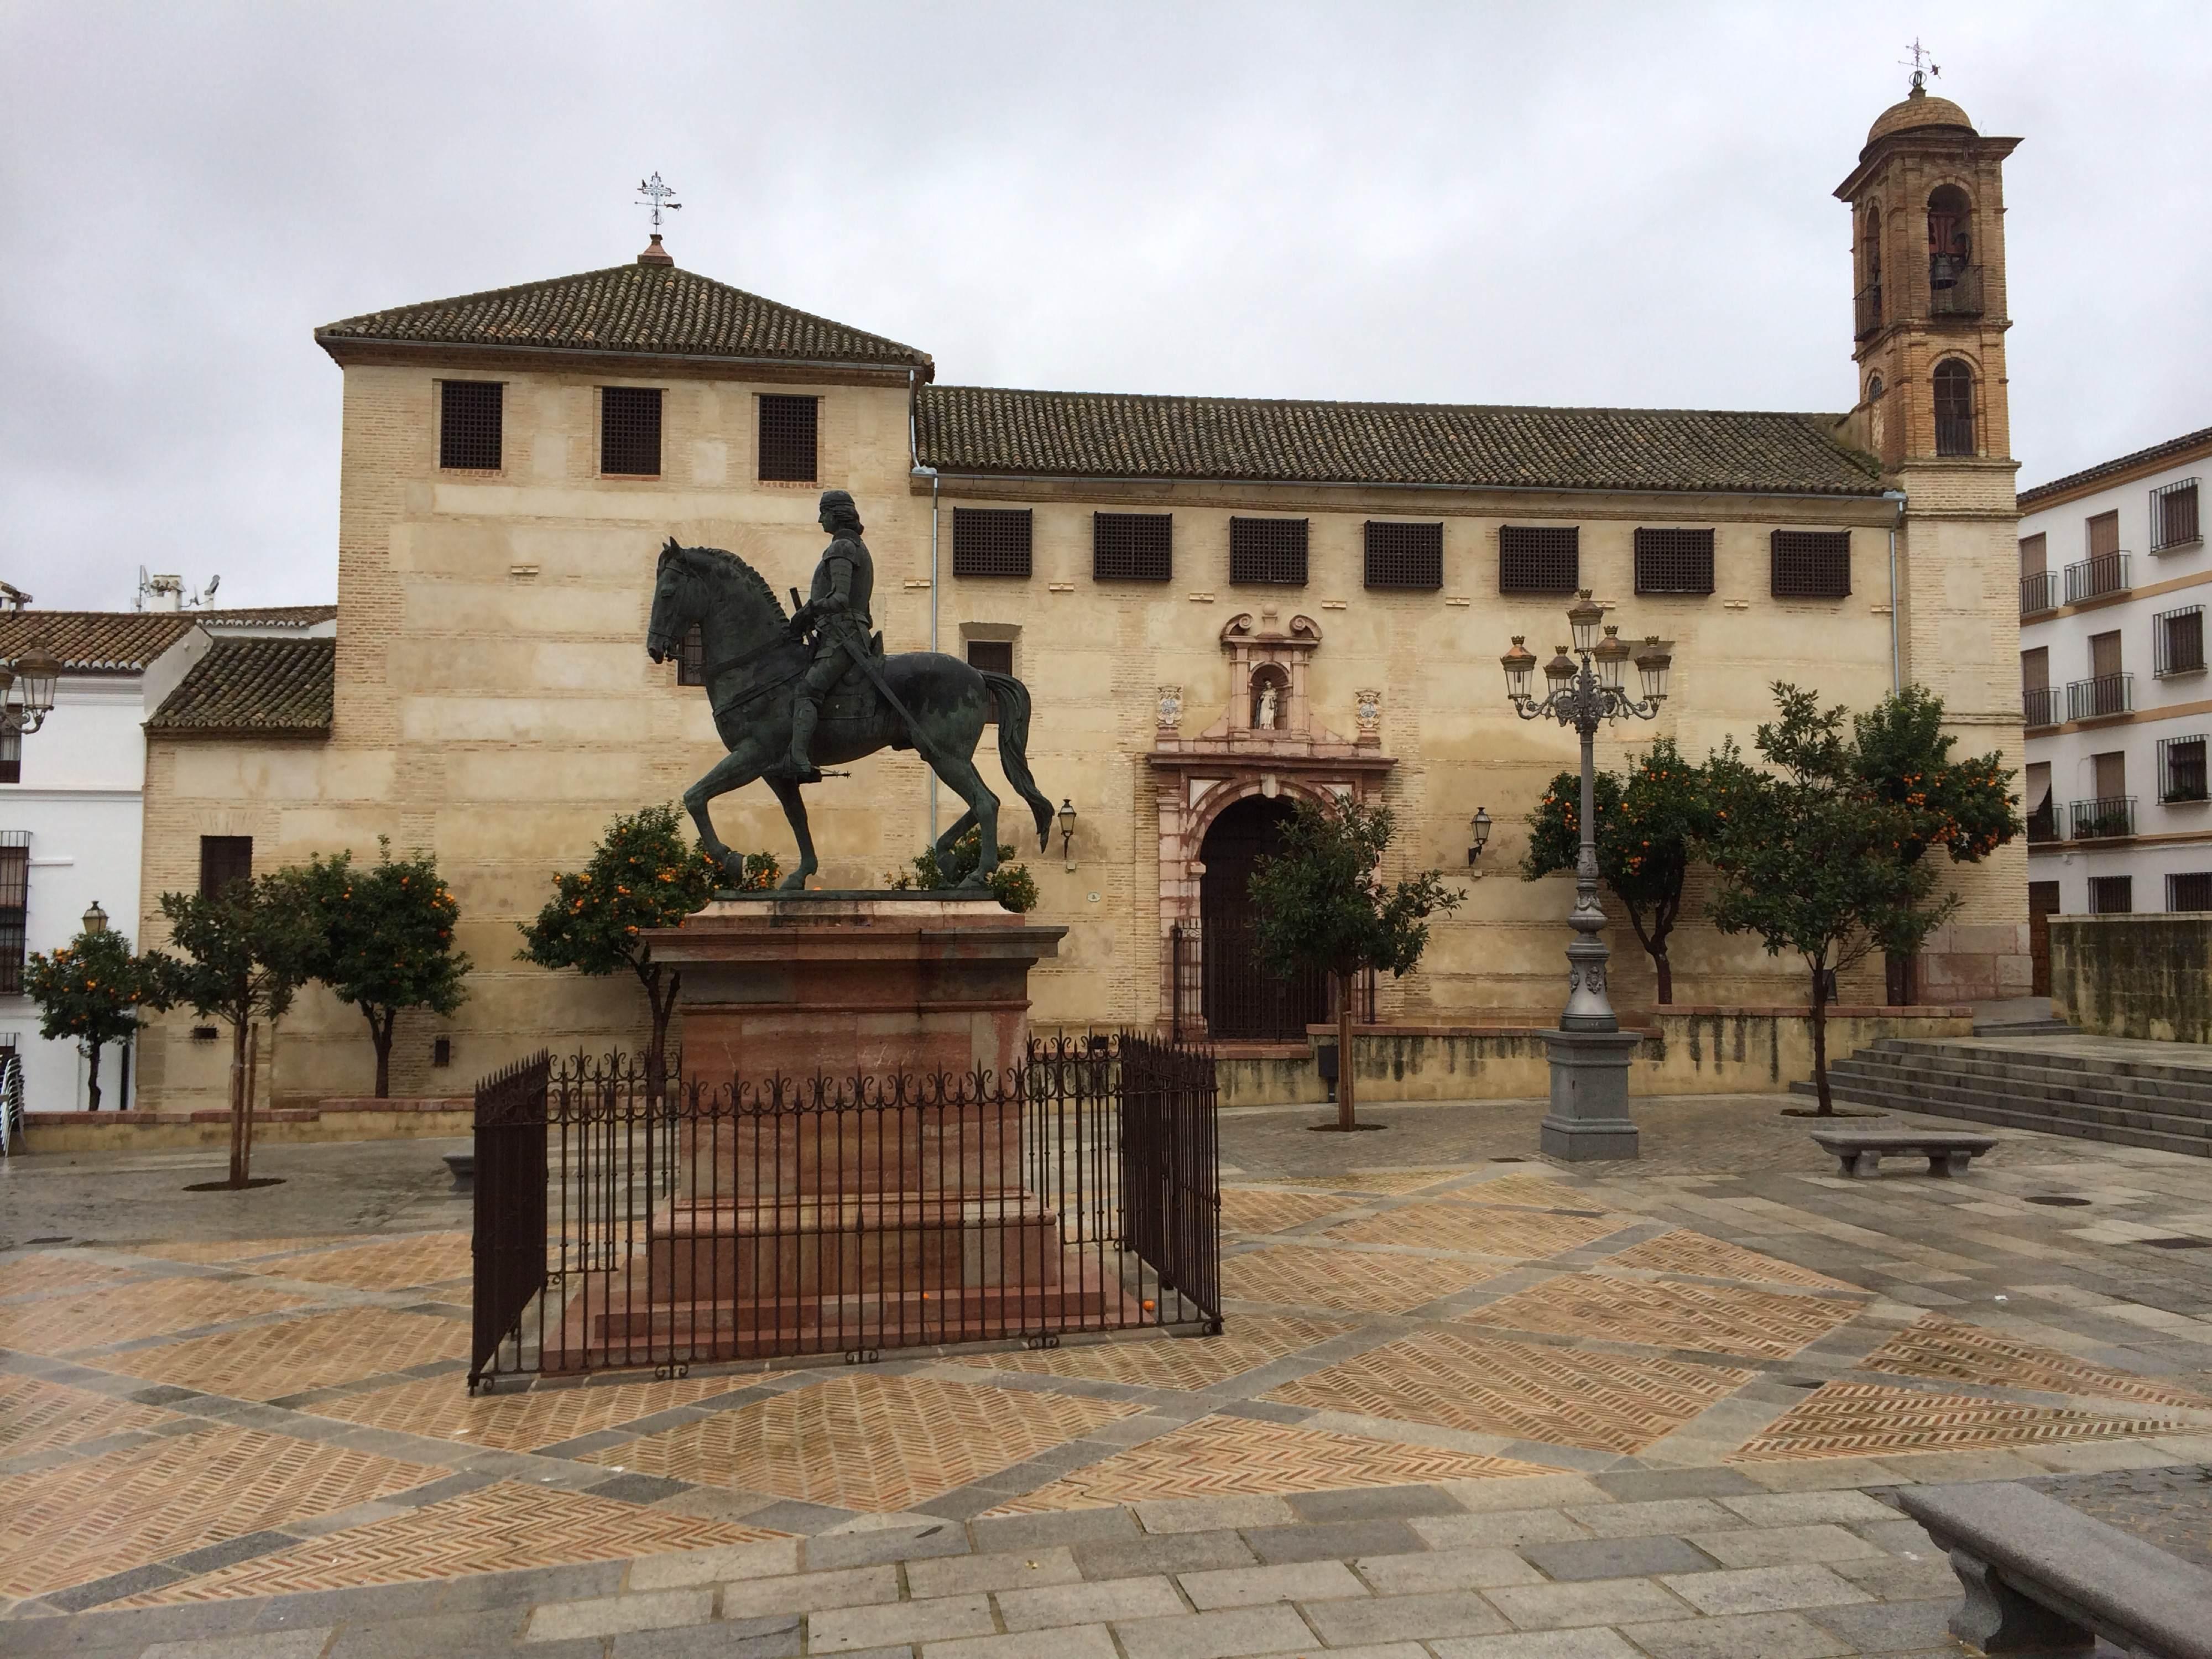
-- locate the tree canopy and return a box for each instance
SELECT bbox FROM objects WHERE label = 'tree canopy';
[24,925,155,1112]
[300,839,472,1098]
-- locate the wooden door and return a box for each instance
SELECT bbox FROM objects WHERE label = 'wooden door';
[2090,632,2122,680]
[2088,512,2121,559]
[2019,533,2046,577]
[2028,881,2061,998]
[2093,750,2127,800]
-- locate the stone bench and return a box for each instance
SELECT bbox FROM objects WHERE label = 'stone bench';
[442,1152,474,1191]
[1809,1127,1995,1177]
[1896,1481,2212,1659]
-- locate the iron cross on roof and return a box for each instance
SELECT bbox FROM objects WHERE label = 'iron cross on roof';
[635,172,682,231]
[1899,38,1941,92]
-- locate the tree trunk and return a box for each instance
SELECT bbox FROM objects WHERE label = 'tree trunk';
[644,967,680,1109]
[1336,970,1357,1132]
[85,1041,103,1112]
[227,1018,249,1187]
[1653,948,1673,1006]
[243,1022,260,1178]
[370,1008,393,1099]
[1809,959,1833,1116]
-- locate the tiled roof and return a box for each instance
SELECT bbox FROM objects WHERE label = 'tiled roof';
[914,386,1886,497]
[2018,423,2212,509]
[0,607,336,675]
[147,638,335,737]
[317,262,933,373]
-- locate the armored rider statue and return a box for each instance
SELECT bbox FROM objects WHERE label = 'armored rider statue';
[786,489,876,781]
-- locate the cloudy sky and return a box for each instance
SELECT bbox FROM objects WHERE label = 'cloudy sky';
[4,1,2208,611]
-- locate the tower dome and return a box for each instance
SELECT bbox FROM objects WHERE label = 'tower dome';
[1866,82,1976,149]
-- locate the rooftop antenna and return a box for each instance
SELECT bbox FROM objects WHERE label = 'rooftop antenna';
[1899,38,1941,93]
[636,172,682,232]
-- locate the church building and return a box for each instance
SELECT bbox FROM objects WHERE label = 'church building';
[133,79,2030,1108]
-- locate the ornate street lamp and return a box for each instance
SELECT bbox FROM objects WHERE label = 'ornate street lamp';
[1057,798,1078,869]
[0,641,62,737]
[1467,807,1492,867]
[81,900,108,936]
[1501,592,1673,1161]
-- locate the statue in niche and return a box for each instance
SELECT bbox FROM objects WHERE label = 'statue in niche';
[1256,682,1280,731]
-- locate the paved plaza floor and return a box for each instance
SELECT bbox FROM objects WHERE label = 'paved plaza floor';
[3,1091,2210,1656]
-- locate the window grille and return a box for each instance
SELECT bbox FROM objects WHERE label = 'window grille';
[953,508,1034,578]
[1093,513,1173,582]
[1498,525,1579,594]
[439,381,503,470]
[966,638,1013,723]
[2156,606,2205,678]
[1635,528,1715,596]
[2153,478,2202,552]
[199,834,253,898]
[677,622,706,687]
[1933,359,1975,456]
[1229,518,1309,586]
[758,395,818,483]
[0,728,17,785]
[2169,871,2212,912]
[1771,530,1851,599]
[601,387,662,476]
[0,833,24,997]
[1364,521,1443,591]
[432,1036,452,1068]
[2088,875,2133,915]
[2160,734,2209,804]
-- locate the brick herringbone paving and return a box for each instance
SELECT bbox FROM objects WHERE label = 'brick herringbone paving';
[1460,1271,1863,1359]
[307,1370,755,1451]
[1443,1174,1614,1212]
[130,1480,786,1602]
[946,1316,1352,1390]
[0,1254,140,1298]
[1865,1312,2212,1408]
[578,1374,1145,1511]
[104,1307,469,1399]
[1598,1227,1862,1291]
[1220,1243,1499,1311]
[0,1376,181,1458]
[1266,1328,1753,1454]
[1322,1202,1621,1259]
[1216,1186,1362,1235]
[985,1414,1567,1511]
[239,1230,472,1291]
[1277,1169,1466,1194]
[0,1425,444,1598]
[0,1275,317,1354]
[126,1236,358,1266]
[1727,1381,2189,1462]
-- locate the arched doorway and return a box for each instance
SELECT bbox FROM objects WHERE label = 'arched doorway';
[1198,795,1332,1039]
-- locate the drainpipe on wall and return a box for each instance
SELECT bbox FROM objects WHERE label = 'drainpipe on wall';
[1884,489,1907,692]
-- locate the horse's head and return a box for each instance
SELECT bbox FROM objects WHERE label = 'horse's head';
[646,537,693,664]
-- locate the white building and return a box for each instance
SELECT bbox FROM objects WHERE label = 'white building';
[2020,423,2212,986]
[0,603,335,1111]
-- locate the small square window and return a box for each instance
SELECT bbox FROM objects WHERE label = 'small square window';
[1634,528,1715,596]
[601,387,662,477]
[1771,530,1851,599]
[1364,522,1443,591]
[2153,478,2202,552]
[953,508,1033,578]
[439,381,503,470]
[1229,518,1309,586]
[758,395,818,483]
[0,728,18,785]
[2159,734,2208,804]
[2156,606,2205,678]
[2087,875,2133,915]
[677,622,706,687]
[431,1036,452,1068]
[966,637,1013,723]
[2168,871,2212,912]
[1094,513,1173,582]
[199,835,253,898]
[1499,525,1579,594]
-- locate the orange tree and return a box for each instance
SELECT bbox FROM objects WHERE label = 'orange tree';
[24,925,156,1112]
[299,839,472,1098]
[517,805,773,1093]
[1522,737,1713,1004]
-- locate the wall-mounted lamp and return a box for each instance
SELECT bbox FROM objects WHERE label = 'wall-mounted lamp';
[1467,807,1492,867]
[81,899,108,935]
[1058,798,1078,869]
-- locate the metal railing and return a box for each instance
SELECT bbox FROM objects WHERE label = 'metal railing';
[2069,796,2137,841]
[2020,571,2059,617]
[468,1035,1222,1387]
[2064,552,2131,604]
[1929,263,1985,316]
[2023,686,2061,729]
[1854,284,1884,339]
[2025,803,2060,845]
[2067,673,2133,722]
[0,1055,21,1156]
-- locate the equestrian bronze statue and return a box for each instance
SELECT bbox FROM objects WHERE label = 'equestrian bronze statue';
[645,491,1053,891]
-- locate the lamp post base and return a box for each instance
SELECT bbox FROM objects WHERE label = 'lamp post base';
[1540,1029,1642,1162]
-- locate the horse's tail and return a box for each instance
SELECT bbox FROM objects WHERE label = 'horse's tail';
[979,672,1055,851]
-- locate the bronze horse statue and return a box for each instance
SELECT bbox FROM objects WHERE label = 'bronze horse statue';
[646,539,1053,890]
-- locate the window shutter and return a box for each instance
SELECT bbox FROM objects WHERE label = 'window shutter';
[1228,518,1308,586]
[1093,514,1173,582]
[1363,521,1443,591]
[1770,530,1851,599]
[1498,525,1579,594]
[758,395,819,483]
[439,382,503,470]
[601,387,662,476]
[952,508,1033,578]
[1634,528,1715,596]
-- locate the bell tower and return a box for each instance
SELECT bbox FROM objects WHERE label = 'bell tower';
[1836,73,2030,1004]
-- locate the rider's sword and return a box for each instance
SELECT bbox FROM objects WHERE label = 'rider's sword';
[790,587,955,776]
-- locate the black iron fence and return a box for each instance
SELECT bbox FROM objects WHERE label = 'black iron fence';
[468,1034,1220,1387]
[1169,920,1375,1042]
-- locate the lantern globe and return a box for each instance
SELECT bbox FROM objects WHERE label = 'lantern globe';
[1594,626,1630,691]
[1635,637,1673,701]
[1567,592,1604,654]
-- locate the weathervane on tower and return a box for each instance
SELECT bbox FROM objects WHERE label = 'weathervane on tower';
[1900,38,1940,92]
[636,172,682,231]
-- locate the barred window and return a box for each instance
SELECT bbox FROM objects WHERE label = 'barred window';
[2088,875,2132,915]
[0,728,17,785]
[601,387,662,476]
[199,834,253,898]
[0,833,24,997]
[1634,528,1715,596]
[1094,513,1173,582]
[966,637,1013,723]
[1771,530,1851,599]
[2155,606,2205,678]
[758,394,818,483]
[953,508,1033,577]
[677,622,706,687]
[1498,525,1579,594]
[2169,871,2212,912]
[1364,521,1443,590]
[439,381,503,470]
[2159,734,2208,804]
[1229,518,1309,586]
[2153,478,2202,552]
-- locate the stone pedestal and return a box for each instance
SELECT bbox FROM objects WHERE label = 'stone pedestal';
[1540,1029,1642,1161]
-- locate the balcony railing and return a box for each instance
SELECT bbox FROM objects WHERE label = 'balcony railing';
[2069,796,2136,841]
[2067,673,2134,721]
[2063,552,2131,604]
[2023,686,2061,729]
[1929,263,1985,316]
[2025,804,2061,844]
[2020,571,2059,617]
[1854,284,1885,340]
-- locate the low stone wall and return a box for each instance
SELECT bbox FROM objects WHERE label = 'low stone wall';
[1211,1006,1974,1107]
[2051,914,2212,1041]
[18,1097,472,1154]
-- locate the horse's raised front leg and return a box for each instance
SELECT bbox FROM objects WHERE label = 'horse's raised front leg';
[681,742,769,879]
[928,753,1001,884]
[763,774,818,890]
